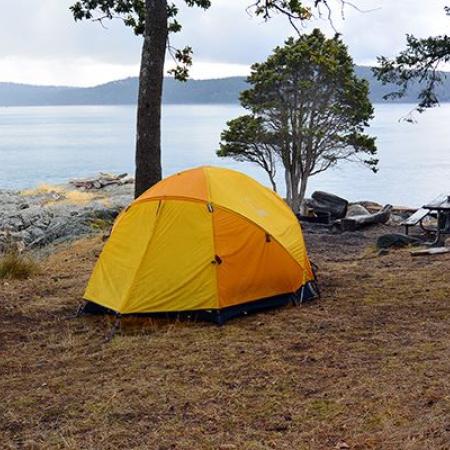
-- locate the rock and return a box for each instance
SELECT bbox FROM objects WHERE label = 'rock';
[28,227,46,242]
[88,206,122,221]
[377,233,421,249]
[7,216,24,230]
[34,220,50,230]
[377,248,390,256]
[387,214,405,225]
[346,204,370,217]
[0,180,132,249]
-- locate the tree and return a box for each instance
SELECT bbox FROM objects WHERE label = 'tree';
[71,0,211,198]
[373,5,450,113]
[70,1,346,198]
[218,29,377,212]
[220,115,279,192]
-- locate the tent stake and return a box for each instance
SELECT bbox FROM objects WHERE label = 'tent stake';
[310,262,321,299]
[75,301,86,317]
[105,314,122,342]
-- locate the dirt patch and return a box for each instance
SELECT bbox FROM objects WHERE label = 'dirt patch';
[0,227,449,449]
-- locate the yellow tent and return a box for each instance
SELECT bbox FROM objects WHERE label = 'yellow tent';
[84,166,315,323]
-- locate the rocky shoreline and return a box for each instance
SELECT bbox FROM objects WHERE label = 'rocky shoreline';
[0,175,416,253]
[0,181,133,253]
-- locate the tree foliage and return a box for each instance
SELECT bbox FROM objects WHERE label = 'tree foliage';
[71,0,211,81]
[220,115,279,191]
[218,29,377,210]
[373,5,450,112]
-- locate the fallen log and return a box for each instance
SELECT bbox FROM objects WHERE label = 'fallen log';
[303,191,348,223]
[99,172,128,181]
[70,173,133,190]
[336,204,392,231]
[411,246,450,256]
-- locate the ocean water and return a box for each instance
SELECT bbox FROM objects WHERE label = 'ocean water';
[0,103,449,207]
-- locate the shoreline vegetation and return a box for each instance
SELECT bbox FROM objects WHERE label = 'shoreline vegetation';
[0,174,448,448]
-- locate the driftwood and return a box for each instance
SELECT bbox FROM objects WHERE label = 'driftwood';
[411,246,450,256]
[70,172,133,190]
[303,191,348,223]
[336,204,393,231]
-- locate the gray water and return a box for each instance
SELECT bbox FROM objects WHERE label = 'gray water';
[0,103,449,207]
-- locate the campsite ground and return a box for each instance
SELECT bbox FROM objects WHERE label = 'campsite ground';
[0,226,449,449]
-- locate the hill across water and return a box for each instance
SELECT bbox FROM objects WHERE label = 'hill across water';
[1,67,449,106]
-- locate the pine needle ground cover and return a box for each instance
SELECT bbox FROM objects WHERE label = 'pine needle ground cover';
[0,228,448,449]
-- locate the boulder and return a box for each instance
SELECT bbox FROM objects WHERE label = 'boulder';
[346,204,370,218]
[377,233,421,249]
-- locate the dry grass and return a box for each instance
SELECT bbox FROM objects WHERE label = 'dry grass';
[0,251,39,280]
[0,230,449,449]
[62,190,96,205]
[21,184,96,205]
[21,183,66,197]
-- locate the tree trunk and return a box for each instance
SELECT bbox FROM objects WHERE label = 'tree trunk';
[288,170,304,213]
[291,191,301,214]
[297,175,309,207]
[268,174,277,192]
[134,0,168,198]
[285,169,293,207]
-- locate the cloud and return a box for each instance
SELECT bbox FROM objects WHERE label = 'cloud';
[0,0,448,85]
[0,56,139,87]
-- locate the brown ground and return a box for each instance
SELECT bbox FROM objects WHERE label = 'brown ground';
[0,226,449,450]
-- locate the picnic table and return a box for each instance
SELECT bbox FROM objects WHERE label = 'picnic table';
[423,195,450,246]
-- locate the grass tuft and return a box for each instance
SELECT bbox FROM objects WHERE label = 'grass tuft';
[0,251,39,279]
[90,218,113,232]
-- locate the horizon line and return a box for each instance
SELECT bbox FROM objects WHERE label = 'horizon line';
[0,64,383,90]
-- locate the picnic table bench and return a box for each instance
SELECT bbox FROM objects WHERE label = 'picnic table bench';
[401,194,446,236]
[423,194,450,246]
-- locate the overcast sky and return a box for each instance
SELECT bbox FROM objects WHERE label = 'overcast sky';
[1,0,449,86]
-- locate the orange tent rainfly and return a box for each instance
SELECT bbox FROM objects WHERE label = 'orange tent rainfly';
[83,166,317,324]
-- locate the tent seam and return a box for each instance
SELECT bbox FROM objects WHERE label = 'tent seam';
[204,167,221,310]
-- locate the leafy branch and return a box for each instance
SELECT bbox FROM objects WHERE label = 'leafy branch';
[373,5,450,112]
[70,0,211,81]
